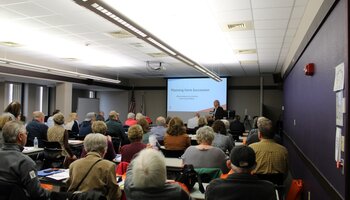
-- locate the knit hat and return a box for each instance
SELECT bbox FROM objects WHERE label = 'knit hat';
[230,145,256,169]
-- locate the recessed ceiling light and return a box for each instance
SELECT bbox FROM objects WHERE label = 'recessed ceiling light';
[106,30,134,38]
[240,60,258,65]
[223,21,253,31]
[0,41,22,47]
[147,52,168,57]
[238,49,257,54]
[61,58,79,61]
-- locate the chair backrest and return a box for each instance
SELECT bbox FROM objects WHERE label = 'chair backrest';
[44,140,62,149]
[160,148,184,158]
[0,180,28,200]
[256,173,285,186]
[195,168,222,183]
[111,137,121,154]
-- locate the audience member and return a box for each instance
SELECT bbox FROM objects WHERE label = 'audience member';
[221,119,230,132]
[67,133,121,200]
[26,111,48,147]
[246,116,260,145]
[120,124,147,163]
[47,113,76,167]
[0,112,16,148]
[198,116,208,128]
[81,121,116,161]
[205,146,277,200]
[47,109,60,128]
[124,148,191,200]
[181,126,229,173]
[164,117,190,150]
[0,121,50,199]
[124,112,137,126]
[212,100,225,120]
[187,112,200,129]
[206,115,214,127]
[106,111,128,146]
[79,112,96,136]
[212,120,234,154]
[150,116,167,141]
[135,112,144,121]
[4,101,21,120]
[96,111,105,121]
[249,117,288,175]
[165,116,172,126]
[65,112,79,137]
[138,118,152,144]
[229,115,245,139]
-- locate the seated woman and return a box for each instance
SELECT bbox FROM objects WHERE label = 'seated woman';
[181,126,229,173]
[81,121,116,161]
[164,117,190,150]
[212,120,234,154]
[121,124,146,163]
[65,112,79,137]
[138,118,152,144]
[124,148,191,200]
[67,134,121,200]
[47,113,76,167]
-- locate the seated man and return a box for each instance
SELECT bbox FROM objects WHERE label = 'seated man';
[249,117,288,176]
[205,146,277,200]
[79,112,96,136]
[0,121,50,199]
[124,148,191,200]
[26,111,48,147]
[67,133,121,200]
[150,116,167,141]
[106,110,129,146]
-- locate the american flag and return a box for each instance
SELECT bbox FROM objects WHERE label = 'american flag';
[128,89,136,113]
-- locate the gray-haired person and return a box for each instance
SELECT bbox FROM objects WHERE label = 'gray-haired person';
[67,133,121,200]
[125,148,192,200]
[0,121,50,199]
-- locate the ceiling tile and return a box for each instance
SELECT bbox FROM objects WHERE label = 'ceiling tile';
[251,0,294,9]
[295,0,310,7]
[288,19,302,29]
[253,7,292,20]
[209,0,251,12]
[36,14,77,26]
[254,19,289,30]
[256,37,284,44]
[215,9,252,23]
[5,2,53,17]
[255,29,285,37]
[0,7,26,19]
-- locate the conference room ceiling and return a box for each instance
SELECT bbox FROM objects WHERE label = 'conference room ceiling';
[0,0,310,82]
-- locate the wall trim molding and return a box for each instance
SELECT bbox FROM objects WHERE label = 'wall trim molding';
[284,132,344,200]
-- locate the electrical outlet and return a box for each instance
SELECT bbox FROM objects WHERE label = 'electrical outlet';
[308,191,311,200]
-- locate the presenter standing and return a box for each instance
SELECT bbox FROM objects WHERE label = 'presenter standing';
[213,100,224,120]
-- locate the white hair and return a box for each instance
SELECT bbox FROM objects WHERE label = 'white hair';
[2,121,25,143]
[196,126,215,144]
[135,113,144,121]
[84,133,107,154]
[132,149,166,188]
[127,112,135,119]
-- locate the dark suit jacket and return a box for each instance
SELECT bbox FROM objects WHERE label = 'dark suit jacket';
[205,173,277,200]
[214,106,225,120]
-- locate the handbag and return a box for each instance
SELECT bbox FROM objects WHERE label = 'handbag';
[71,159,106,200]
[175,164,205,193]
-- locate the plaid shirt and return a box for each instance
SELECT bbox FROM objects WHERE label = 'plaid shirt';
[249,139,288,174]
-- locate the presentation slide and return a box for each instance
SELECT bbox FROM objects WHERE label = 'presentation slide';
[167,78,227,121]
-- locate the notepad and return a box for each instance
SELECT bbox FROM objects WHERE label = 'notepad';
[46,169,69,180]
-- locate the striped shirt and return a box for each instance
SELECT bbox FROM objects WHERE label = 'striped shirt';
[249,139,288,174]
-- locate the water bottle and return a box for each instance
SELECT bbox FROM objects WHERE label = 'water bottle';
[34,137,38,148]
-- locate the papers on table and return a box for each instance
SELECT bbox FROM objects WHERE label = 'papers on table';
[38,168,69,180]
[46,169,70,180]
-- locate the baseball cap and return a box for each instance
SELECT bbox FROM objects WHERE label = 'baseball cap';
[230,145,256,169]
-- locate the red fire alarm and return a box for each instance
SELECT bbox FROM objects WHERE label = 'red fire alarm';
[304,63,315,76]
